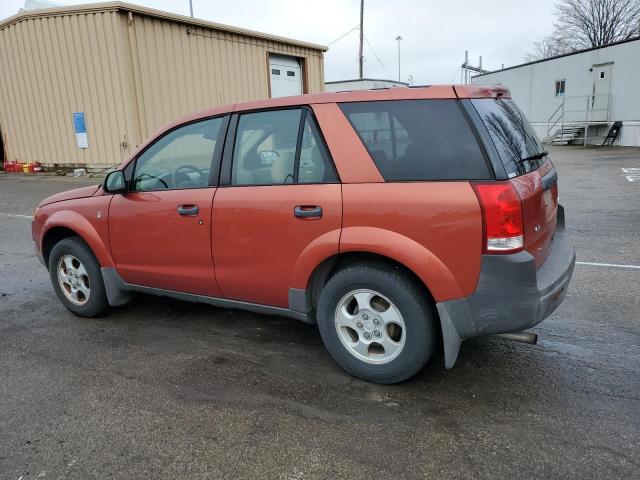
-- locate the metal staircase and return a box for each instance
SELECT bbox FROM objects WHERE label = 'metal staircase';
[550,126,585,145]
[544,94,611,146]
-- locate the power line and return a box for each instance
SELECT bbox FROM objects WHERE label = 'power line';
[363,33,394,80]
[450,67,461,83]
[327,25,360,46]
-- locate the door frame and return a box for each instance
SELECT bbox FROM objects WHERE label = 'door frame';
[121,114,230,190]
[217,105,339,187]
[266,52,306,98]
[0,126,5,165]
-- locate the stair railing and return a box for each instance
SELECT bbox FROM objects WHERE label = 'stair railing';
[545,98,565,144]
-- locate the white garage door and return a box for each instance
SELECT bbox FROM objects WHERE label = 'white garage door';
[269,54,302,98]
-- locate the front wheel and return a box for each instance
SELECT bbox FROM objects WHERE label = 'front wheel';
[48,236,109,317]
[316,263,437,384]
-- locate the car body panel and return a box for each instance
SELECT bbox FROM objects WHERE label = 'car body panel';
[211,184,342,307]
[34,196,114,267]
[311,103,384,184]
[510,160,558,269]
[340,182,483,301]
[38,185,101,207]
[108,188,219,296]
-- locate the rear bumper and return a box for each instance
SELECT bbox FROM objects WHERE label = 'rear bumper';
[436,205,575,368]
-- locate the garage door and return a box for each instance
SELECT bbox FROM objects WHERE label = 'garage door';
[269,54,302,98]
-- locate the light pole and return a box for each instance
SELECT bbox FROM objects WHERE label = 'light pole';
[395,35,402,82]
[359,0,364,79]
[189,0,194,17]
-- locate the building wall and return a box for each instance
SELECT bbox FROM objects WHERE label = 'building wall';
[0,9,138,167]
[129,13,324,142]
[0,6,325,167]
[472,39,640,146]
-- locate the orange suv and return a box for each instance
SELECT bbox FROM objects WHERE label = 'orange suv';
[32,85,575,383]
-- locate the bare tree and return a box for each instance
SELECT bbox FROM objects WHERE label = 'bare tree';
[526,0,640,60]
[524,34,573,62]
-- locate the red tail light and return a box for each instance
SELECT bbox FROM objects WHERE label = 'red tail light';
[472,182,524,254]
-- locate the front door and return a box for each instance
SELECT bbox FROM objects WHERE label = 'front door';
[212,108,342,307]
[591,63,613,122]
[109,117,226,296]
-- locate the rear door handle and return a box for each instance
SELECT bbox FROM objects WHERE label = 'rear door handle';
[294,205,322,219]
[177,204,199,216]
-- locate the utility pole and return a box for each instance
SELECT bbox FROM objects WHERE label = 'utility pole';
[461,50,488,83]
[189,0,194,17]
[395,35,403,82]
[358,0,364,79]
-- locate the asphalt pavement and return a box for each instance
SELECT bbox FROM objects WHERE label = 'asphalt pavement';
[0,146,639,479]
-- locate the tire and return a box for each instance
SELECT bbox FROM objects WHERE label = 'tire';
[48,236,109,317]
[316,262,437,384]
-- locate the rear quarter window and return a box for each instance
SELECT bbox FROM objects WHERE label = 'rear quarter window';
[339,99,491,181]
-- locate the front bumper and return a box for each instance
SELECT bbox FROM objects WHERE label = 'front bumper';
[436,205,576,368]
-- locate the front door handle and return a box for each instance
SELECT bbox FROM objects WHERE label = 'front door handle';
[177,204,199,216]
[294,205,322,219]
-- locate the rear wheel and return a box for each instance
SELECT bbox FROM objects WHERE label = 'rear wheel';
[48,237,109,317]
[316,262,437,384]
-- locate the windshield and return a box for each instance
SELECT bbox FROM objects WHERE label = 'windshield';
[471,98,546,177]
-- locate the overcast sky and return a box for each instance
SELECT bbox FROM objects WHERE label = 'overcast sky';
[1,0,558,84]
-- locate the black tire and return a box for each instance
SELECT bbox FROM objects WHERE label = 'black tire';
[48,236,109,317]
[316,262,437,384]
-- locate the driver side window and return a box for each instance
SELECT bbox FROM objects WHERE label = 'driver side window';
[133,118,223,191]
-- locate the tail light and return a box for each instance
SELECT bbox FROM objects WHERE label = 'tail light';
[472,182,524,254]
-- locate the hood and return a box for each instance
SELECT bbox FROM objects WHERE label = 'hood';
[39,185,102,207]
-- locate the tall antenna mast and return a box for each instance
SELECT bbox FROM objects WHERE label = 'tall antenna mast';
[359,0,364,79]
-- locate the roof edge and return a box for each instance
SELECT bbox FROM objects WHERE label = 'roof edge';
[326,78,409,85]
[0,1,328,52]
[473,35,640,78]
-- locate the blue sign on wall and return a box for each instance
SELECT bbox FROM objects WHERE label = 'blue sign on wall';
[73,112,88,149]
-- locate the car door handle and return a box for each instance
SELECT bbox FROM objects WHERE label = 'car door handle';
[294,205,322,219]
[177,204,199,216]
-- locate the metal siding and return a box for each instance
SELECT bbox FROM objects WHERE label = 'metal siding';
[0,9,325,166]
[0,11,135,167]
[130,14,324,141]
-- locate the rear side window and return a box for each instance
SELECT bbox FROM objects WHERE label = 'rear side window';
[339,100,490,181]
[471,98,546,178]
[230,109,337,186]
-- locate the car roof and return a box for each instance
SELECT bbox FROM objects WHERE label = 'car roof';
[178,84,510,124]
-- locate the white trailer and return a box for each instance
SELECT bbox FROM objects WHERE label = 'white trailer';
[472,37,640,146]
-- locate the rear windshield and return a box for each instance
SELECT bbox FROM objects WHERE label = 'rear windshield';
[471,98,546,178]
[339,100,490,181]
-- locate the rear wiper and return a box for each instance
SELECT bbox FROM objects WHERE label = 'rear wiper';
[517,151,548,163]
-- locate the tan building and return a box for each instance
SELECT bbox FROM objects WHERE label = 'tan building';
[0,2,327,168]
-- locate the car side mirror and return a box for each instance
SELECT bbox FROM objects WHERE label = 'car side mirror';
[104,170,127,194]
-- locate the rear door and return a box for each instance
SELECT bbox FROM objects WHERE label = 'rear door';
[212,107,341,307]
[470,98,558,267]
[109,117,227,295]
